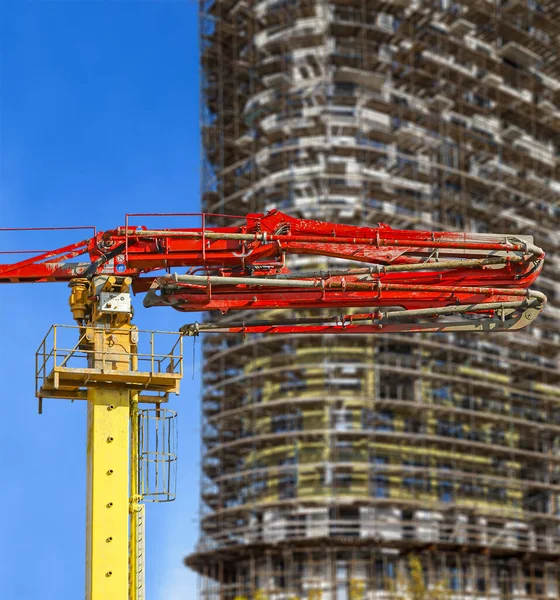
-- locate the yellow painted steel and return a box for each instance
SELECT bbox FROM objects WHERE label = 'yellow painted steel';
[129,391,140,600]
[86,386,130,600]
[35,277,183,600]
[85,298,136,600]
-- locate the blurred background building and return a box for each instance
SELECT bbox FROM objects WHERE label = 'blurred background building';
[187,1,560,598]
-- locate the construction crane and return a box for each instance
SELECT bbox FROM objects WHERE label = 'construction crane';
[0,209,547,600]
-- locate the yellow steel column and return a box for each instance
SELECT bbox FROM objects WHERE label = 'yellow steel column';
[86,386,130,600]
[84,278,135,600]
[129,390,140,600]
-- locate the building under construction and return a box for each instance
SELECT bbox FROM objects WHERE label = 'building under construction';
[187,0,560,598]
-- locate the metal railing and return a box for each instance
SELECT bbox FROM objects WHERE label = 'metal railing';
[197,517,560,556]
[35,324,183,398]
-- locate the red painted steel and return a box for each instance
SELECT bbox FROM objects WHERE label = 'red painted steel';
[0,210,546,333]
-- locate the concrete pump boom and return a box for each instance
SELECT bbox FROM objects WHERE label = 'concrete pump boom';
[0,209,547,335]
[0,210,547,600]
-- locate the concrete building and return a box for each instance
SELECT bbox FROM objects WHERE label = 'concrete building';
[187,1,560,598]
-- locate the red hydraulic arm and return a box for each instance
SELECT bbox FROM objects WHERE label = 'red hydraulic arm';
[0,210,546,335]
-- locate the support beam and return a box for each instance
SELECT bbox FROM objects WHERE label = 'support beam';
[86,387,130,600]
[129,392,141,600]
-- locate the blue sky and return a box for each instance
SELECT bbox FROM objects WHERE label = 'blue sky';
[0,1,200,598]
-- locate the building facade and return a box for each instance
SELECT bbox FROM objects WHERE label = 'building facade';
[188,1,560,598]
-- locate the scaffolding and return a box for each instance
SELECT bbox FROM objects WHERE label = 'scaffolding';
[191,0,560,598]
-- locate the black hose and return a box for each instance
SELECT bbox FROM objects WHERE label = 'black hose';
[82,242,127,278]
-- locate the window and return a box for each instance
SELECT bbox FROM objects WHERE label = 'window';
[439,465,454,502]
[279,475,296,499]
[449,568,459,591]
[436,420,463,439]
[373,475,389,498]
[376,410,394,432]
[403,476,427,494]
[271,413,301,433]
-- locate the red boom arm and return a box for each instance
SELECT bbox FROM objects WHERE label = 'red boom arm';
[0,210,546,335]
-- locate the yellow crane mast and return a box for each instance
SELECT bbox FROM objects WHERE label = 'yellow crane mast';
[37,275,183,600]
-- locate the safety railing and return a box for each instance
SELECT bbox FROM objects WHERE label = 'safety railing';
[123,211,255,266]
[196,517,560,557]
[35,324,183,401]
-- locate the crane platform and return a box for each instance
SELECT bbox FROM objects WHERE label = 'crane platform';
[36,324,183,402]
